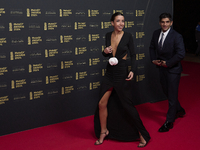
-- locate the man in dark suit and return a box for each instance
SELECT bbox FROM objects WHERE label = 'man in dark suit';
[149,13,186,132]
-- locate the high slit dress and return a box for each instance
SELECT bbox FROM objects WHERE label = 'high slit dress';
[94,31,151,142]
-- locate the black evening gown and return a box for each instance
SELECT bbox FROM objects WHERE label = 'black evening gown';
[94,31,150,142]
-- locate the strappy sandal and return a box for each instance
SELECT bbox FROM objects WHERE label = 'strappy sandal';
[94,130,109,145]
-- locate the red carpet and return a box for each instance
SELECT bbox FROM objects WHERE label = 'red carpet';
[0,60,200,150]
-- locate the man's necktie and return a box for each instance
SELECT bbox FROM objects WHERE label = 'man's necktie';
[158,33,164,50]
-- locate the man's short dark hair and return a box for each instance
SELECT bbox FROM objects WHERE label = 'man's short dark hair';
[159,13,173,22]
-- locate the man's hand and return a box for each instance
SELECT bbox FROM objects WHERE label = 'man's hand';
[161,60,167,67]
[152,60,162,66]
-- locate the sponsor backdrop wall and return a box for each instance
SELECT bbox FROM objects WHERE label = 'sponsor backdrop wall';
[0,0,172,136]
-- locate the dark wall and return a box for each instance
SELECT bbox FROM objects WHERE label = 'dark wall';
[0,0,172,136]
[174,0,200,52]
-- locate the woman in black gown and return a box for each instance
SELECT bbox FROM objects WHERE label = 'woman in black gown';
[94,12,150,147]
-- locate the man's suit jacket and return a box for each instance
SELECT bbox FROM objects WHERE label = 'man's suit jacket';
[149,28,185,74]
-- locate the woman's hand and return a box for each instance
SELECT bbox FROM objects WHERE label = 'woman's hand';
[126,71,134,81]
[104,46,113,54]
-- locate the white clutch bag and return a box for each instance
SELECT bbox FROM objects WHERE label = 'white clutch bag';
[109,57,118,66]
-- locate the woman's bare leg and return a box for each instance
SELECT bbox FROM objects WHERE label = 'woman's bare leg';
[95,89,112,145]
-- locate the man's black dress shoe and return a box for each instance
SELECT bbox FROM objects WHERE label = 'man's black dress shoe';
[176,108,186,119]
[158,121,173,132]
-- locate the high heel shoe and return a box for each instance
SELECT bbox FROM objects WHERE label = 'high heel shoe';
[94,130,109,145]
